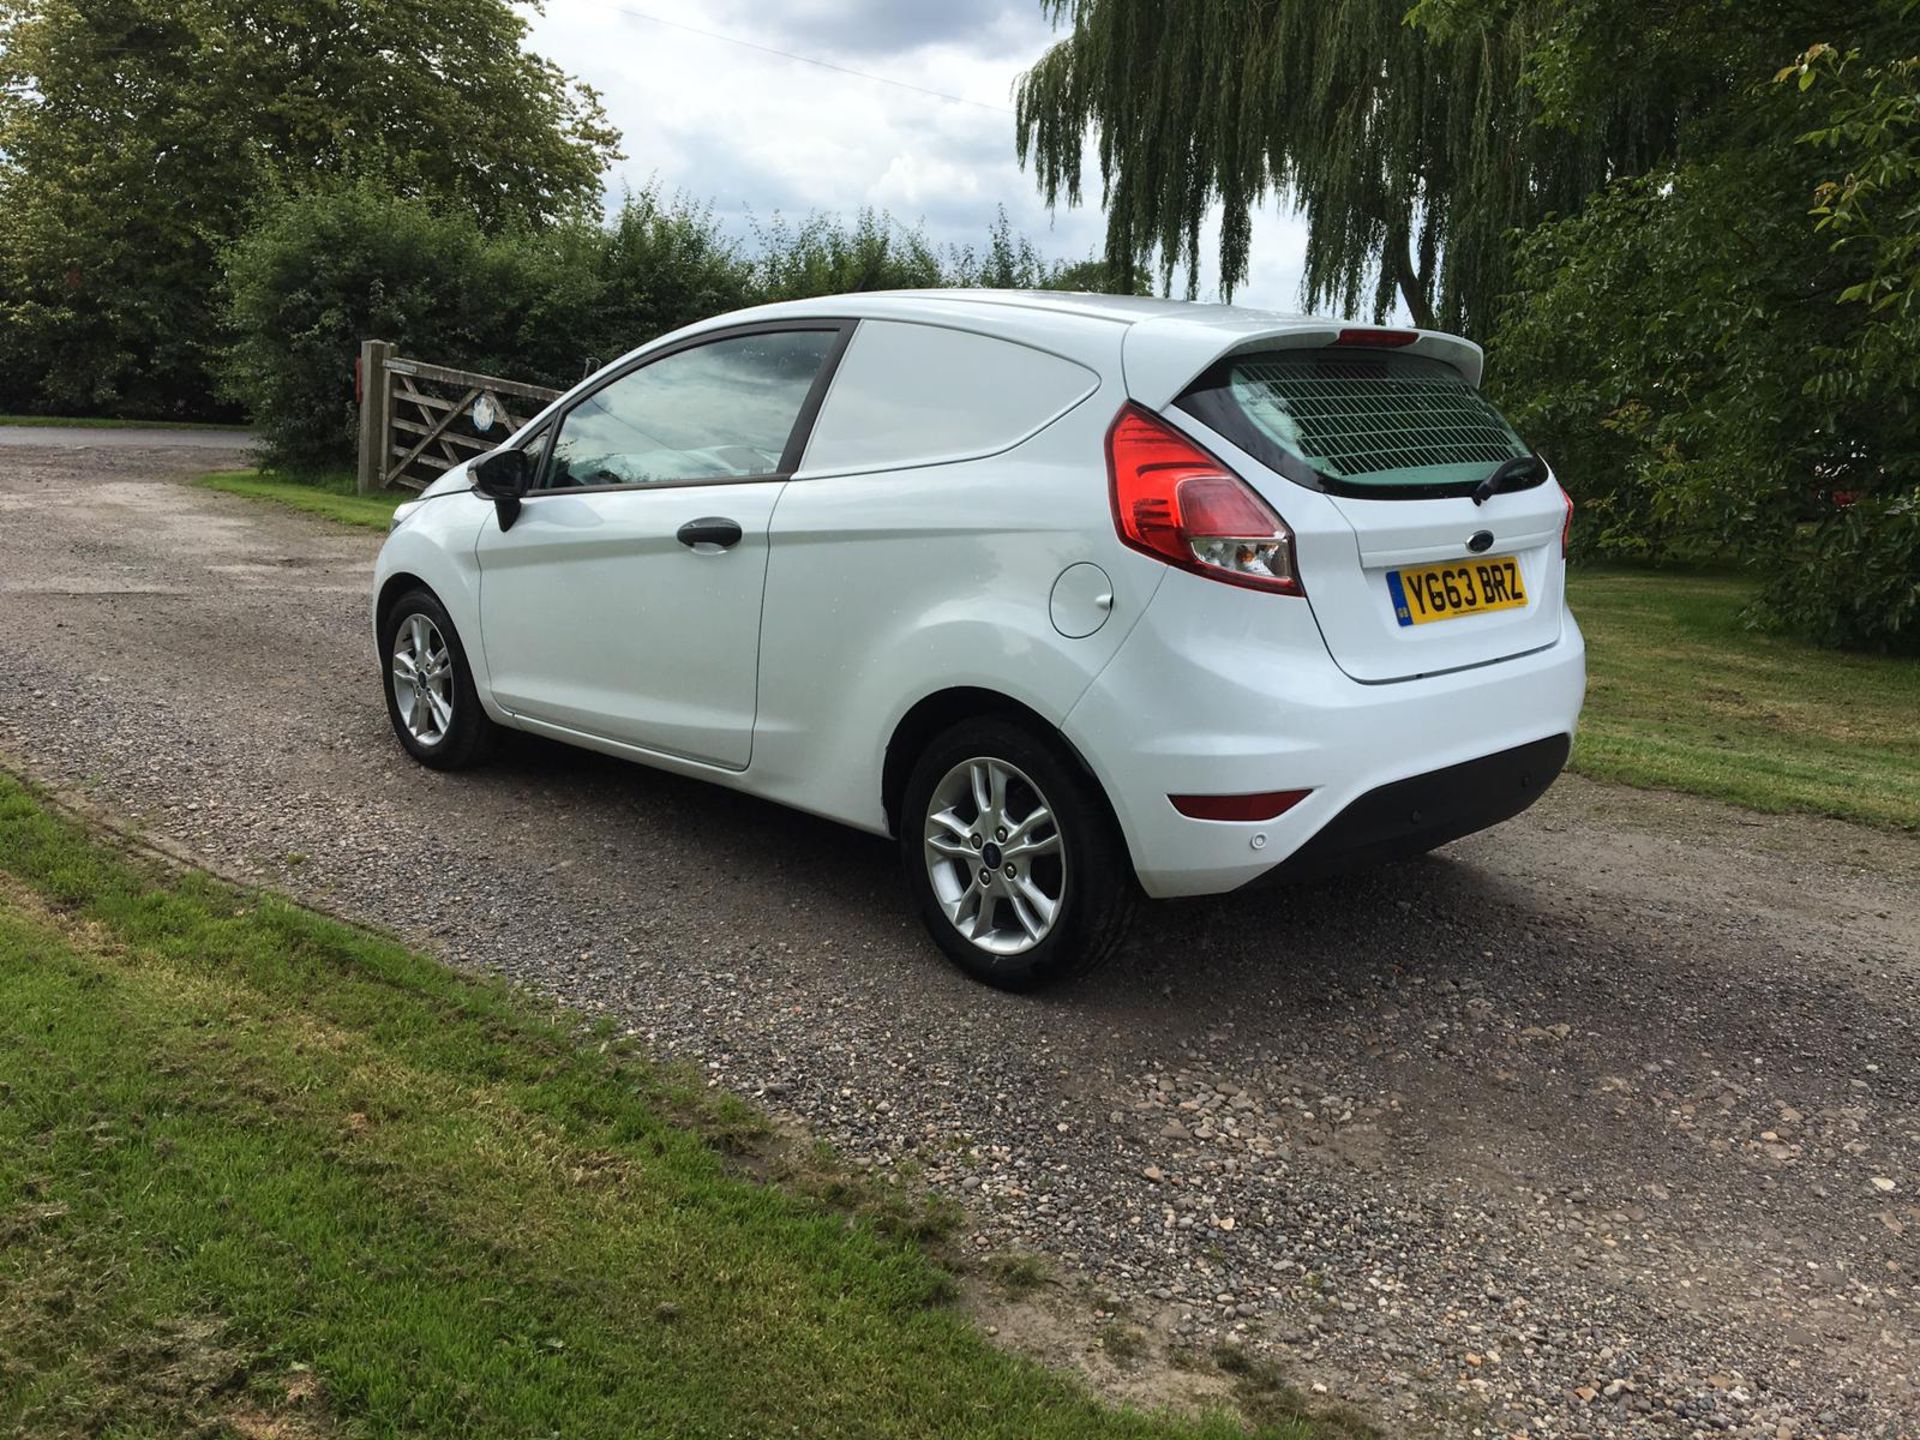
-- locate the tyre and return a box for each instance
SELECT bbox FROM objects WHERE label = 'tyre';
[901,717,1137,990]
[379,587,496,770]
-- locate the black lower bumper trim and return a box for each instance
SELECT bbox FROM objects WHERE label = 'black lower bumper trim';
[1268,734,1571,883]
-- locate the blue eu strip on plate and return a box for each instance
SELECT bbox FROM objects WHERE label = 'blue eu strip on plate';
[1386,570,1414,628]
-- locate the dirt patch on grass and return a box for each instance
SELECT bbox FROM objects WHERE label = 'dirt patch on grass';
[959,1267,1245,1424]
[223,1366,335,1440]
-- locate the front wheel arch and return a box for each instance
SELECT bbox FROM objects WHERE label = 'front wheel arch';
[375,571,435,638]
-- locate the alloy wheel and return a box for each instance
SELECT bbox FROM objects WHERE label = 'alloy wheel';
[390,612,454,746]
[922,756,1067,955]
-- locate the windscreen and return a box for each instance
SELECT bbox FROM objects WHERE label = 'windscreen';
[1198,350,1531,490]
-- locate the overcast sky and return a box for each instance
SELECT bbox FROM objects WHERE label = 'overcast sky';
[522,0,1315,310]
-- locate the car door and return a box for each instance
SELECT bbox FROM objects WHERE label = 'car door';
[475,323,849,770]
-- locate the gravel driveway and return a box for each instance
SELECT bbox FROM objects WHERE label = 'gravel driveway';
[0,422,254,450]
[3,441,1916,1439]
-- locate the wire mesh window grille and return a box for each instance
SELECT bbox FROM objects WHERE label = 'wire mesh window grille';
[1226,353,1528,484]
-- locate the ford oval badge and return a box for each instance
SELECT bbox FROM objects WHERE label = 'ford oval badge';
[1467,529,1495,553]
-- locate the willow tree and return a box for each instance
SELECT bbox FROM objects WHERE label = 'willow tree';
[1014,0,1670,332]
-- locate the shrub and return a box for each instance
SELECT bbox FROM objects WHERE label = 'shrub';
[744,206,1081,299]
[748,209,947,301]
[575,192,754,371]
[1760,491,1920,654]
[223,188,1122,471]
[222,188,493,471]
[221,186,749,471]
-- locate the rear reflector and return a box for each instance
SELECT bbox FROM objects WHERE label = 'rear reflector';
[1169,790,1312,822]
[1335,328,1418,348]
[1560,485,1575,558]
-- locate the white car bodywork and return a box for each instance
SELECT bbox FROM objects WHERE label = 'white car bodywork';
[376,290,1585,898]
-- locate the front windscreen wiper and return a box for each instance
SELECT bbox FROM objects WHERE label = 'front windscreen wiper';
[1472,454,1548,506]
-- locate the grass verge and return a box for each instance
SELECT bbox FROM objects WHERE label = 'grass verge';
[0,414,249,431]
[196,469,407,531]
[0,773,1305,1440]
[1568,566,1920,830]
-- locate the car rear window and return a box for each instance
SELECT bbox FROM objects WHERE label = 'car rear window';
[1186,350,1531,491]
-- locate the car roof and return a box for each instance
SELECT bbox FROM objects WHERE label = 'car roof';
[708,290,1484,393]
[583,289,1484,417]
[736,287,1323,332]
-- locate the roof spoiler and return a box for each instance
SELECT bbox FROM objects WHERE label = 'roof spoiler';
[1123,318,1486,410]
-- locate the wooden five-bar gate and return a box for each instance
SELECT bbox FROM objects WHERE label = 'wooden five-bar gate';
[355,339,563,494]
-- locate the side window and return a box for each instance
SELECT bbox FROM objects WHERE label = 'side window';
[541,329,837,490]
[798,321,1099,474]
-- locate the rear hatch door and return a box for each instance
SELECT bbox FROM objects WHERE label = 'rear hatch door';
[1293,483,1567,682]
[1139,327,1567,682]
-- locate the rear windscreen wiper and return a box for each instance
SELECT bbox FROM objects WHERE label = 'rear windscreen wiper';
[1472,454,1548,506]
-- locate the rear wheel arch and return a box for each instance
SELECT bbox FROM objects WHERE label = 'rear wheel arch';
[896,711,1140,989]
[881,688,1126,856]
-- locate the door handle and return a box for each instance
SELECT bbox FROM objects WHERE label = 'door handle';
[676,517,743,550]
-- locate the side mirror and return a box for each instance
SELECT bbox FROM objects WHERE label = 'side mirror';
[470,446,531,530]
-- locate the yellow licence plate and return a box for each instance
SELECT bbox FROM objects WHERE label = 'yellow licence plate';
[1388,556,1528,627]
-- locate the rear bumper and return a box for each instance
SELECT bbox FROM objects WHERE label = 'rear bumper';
[1262,734,1569,882]
[1062,567,1587,898]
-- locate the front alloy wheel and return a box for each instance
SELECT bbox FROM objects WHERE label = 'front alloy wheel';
[902,718,1136,990]
[379,587,495,770]
[390,612,455,747]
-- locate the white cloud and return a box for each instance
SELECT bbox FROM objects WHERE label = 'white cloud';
[521,0,1318,311]
[866,152,984,211]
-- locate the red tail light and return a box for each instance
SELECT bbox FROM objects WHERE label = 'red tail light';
[1560,486,1574,558]
[1106,404,1302,596]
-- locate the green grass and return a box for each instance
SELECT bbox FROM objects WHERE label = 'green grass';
[1568,566,1920,829]
[0,414,249,431]
[196,468,408,530]
[0,774,1306,1440]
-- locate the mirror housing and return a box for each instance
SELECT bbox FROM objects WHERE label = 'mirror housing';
[470,446,531,530]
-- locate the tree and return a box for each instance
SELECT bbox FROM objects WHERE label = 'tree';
[1012,1,1888,331]
[1788,24,1920,427]
[1765,16,1918,650]
[0,0,619,417]
[1014,0,1678,330]
[1486,0,1919,650]
[1491,139,1865,561]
